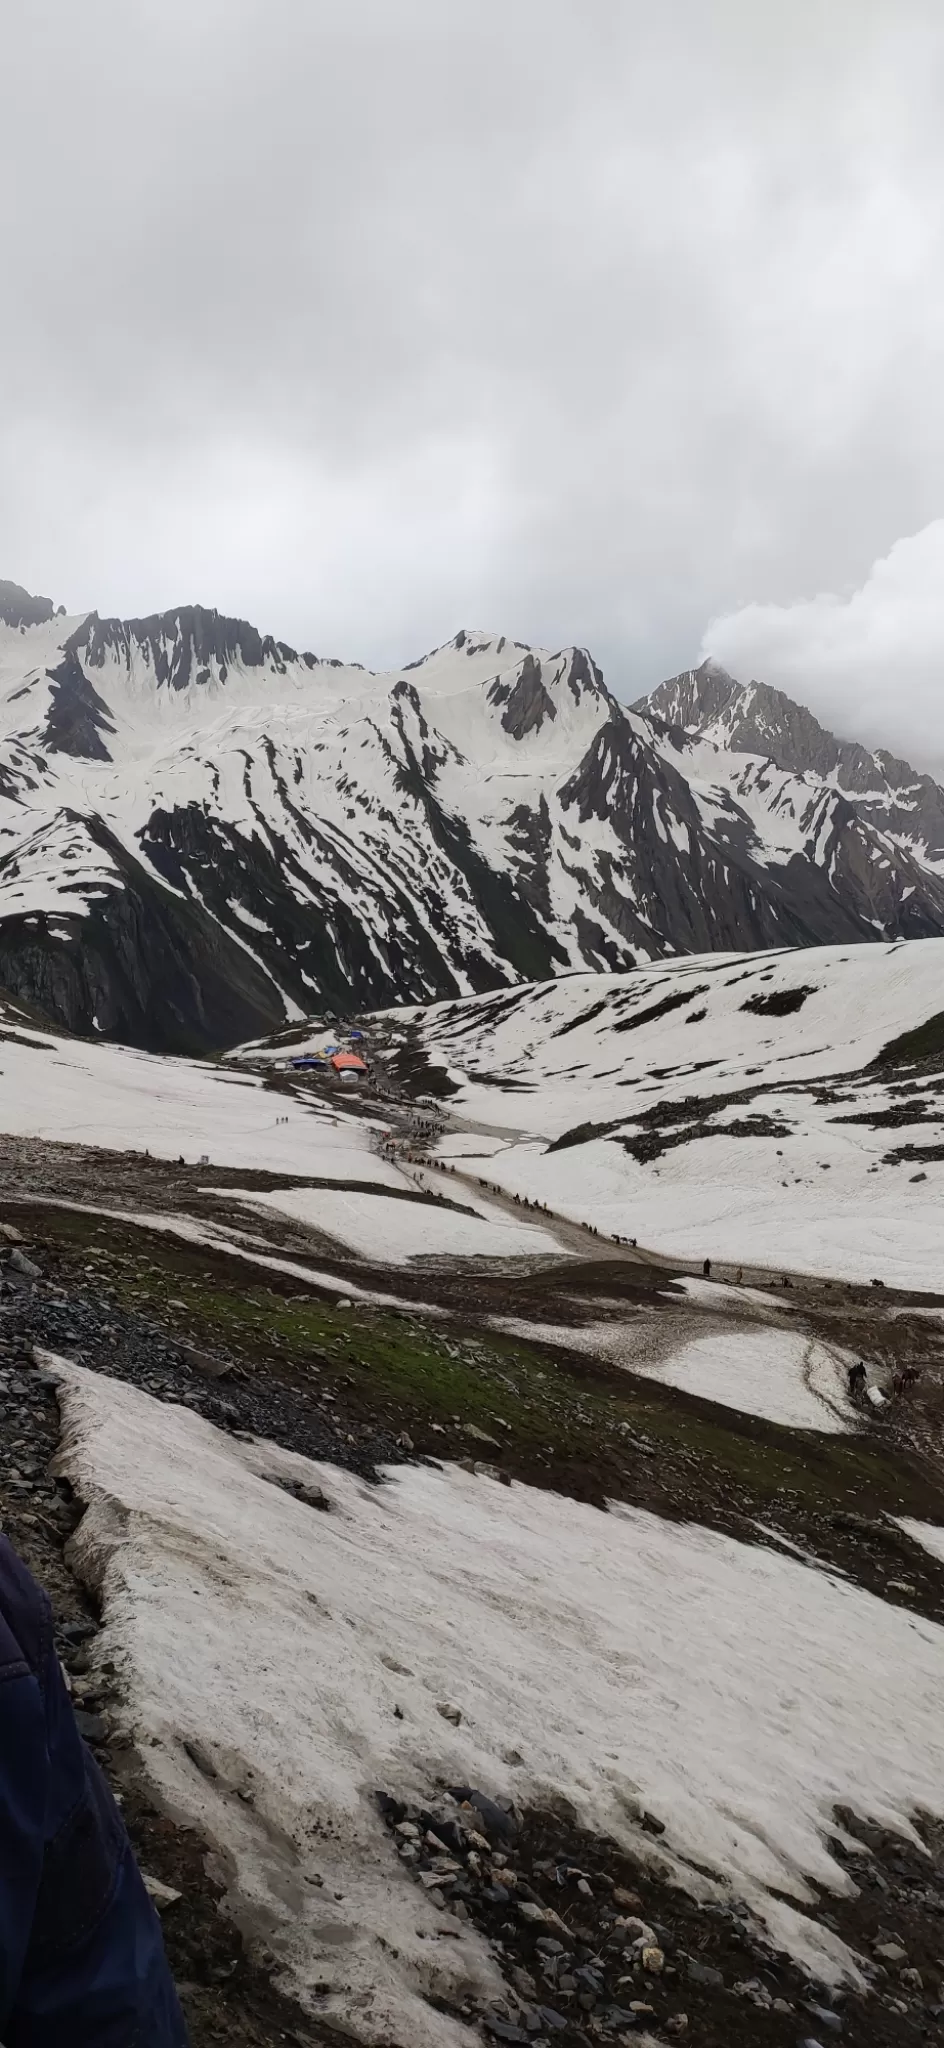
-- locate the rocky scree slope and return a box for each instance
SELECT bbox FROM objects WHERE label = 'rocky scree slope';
[1,580,943,1054]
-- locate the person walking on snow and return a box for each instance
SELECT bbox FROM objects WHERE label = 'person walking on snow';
[0,1533,188,2044]
[702,1257,711,1278]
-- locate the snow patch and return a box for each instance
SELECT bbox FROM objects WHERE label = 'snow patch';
[49,1357,944,2038]
[491,1316,855,1433]
[223,1183,567,1265]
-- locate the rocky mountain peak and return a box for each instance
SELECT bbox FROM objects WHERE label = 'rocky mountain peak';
[0,587,942,1054]
[640,659,944,866]
[76,605,319,691]
[0,579,61,630]
[634,658,740,732]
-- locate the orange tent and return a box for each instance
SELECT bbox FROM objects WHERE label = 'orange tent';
[330,1051,367,1073]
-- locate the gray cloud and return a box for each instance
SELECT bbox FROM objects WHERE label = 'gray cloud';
[2,0,944,758]
[703,521,944,779]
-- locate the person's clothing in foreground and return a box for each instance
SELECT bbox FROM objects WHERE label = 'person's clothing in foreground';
[0,1533,188,2044]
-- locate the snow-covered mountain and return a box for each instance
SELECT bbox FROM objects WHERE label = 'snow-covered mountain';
[1,578,943,1052]
[642,657,944,868]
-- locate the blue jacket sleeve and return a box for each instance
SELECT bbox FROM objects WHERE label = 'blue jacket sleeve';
[0,1539,188,2046]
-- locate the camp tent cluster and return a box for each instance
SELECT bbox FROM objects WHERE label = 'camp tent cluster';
[289,1035,368,1080]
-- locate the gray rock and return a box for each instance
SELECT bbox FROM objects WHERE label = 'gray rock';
[619,1915,656,1945]
[687,1958,724,1987]
[74,1709,109,1744]
[806,2006,842,2034]
[58,1619,97,1644]
[296,1483,331,1511]
[142,1872,182,1910]
[9,1250,41,1279]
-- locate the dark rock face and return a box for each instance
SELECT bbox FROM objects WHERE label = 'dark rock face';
[0,822,286,1054]
[43,637,116,761]
[0,580,56,628]
[489,655,558,738]
[78,606,312,691]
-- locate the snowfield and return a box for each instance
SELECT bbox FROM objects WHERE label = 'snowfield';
[389,938,944,1288]
[221,1183,566,1265]
[0,1005,573,1269]
[0,999,573,1270]
[491,1316,856,1433]
[0,1013,394,1178]
[644,1327,853,1431]
[50,1357,944,2044]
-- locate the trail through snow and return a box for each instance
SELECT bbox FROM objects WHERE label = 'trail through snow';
[393,939,944,1289]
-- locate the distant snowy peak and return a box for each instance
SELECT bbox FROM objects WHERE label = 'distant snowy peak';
[641,659,944,865]
[78,606,319,691]
[2,579,944,1056]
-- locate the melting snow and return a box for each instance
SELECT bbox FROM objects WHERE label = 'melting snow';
[648,1328,853,1432]
[49,1359,944,2041]
[896,1519,944,1568]
[491,1316,855,1433]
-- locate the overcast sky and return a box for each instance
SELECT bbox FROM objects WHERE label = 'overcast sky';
[2,1,944,768]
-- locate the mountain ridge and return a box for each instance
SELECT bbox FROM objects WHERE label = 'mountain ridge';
[0,582,942,1053]
[641,656,944,861]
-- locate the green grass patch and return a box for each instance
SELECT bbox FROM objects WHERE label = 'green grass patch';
[20,1200,944,1533]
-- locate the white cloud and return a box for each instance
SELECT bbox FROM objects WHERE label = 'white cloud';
[701,522,944,778]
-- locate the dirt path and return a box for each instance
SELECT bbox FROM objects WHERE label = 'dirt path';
[800,1335,856,1431]
[406,1154,627,1262]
